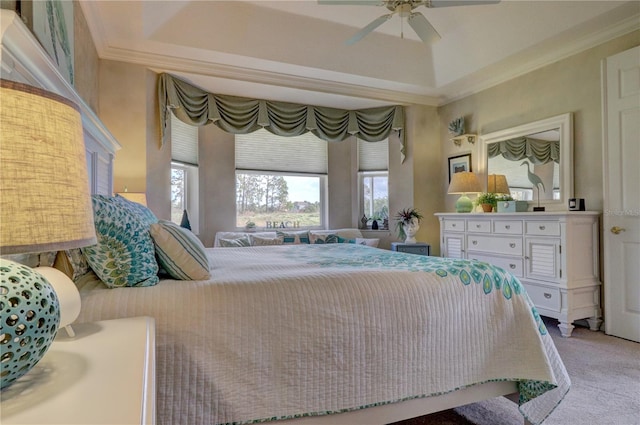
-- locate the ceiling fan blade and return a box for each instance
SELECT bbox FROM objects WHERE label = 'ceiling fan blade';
[345,14,393,45]
[318,0,384,5]
[428,0,500,7]
[407,12,441,44]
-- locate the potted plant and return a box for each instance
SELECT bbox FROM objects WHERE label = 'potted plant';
[475,192,498,212]
[394,208,423,243]
[475,193,514,212]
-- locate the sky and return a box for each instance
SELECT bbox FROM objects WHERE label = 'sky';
[284,176,319,203]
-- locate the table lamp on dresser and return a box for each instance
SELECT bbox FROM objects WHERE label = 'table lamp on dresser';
[448,171,481,213]
[0,80,96,389]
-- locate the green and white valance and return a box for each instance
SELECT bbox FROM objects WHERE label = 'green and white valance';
[158,73,405,161]
[487,137,560,165]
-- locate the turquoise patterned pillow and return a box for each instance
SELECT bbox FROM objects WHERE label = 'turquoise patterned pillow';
[276,230,310,244]
[82,196,159,288]
[310,233,340,244]
[219,235,252,247]
[113,194,158,226]
[150,220,210,280]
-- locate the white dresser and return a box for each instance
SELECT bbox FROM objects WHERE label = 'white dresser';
[435,212,602,337]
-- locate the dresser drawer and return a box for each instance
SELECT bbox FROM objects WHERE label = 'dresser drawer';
[525,221,560,236]
[467,235,523,256]
[525,284,561,312]
[493,220,523,235]
[467,253,523,277]
[443,219,465,232]
[468,220,491,233]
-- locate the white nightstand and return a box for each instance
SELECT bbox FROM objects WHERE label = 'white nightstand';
[1,316,156,425]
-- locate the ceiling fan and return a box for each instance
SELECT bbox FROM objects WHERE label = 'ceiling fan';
[319,0,500,45]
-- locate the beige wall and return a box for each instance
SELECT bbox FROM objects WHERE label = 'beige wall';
[409,105,443,255]
[73,1,99,113]
[99,60,148,196]
[146,70,171,220]
[199,124,236,247]
[437,31,640,216]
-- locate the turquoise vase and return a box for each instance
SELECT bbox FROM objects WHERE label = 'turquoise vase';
[0,259,60,389]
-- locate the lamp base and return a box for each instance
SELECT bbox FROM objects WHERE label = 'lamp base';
[455,194,474,213]
[0,259,60,389]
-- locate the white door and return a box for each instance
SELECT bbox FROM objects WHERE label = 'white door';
[602,46,640,342]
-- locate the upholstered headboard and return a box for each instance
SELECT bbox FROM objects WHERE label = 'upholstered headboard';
[0,9,120,195]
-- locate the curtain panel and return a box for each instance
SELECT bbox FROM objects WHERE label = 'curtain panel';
[158,73,406,161]
[487,137,560,165]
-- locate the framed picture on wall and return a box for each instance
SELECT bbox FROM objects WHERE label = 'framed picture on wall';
[29,0,75,86]
[448,153,472,182]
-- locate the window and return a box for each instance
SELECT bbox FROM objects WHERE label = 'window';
[235,129,327,229]
[170,113,199,233]
[358,139,389,227]
[171,165,187,221]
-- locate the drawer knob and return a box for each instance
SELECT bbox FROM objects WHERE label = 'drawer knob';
[509,264,516,269]
[509,243,516,248]
[544,293,552,299]
[539,225,546,230]
[505,225,511,229]
[452,224,456,227]
[476,224,481,228]
[472,240,478,245]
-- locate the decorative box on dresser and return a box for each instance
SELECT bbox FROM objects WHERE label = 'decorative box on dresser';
[435,212,602,337]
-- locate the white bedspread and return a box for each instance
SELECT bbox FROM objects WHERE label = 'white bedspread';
[75,244,569,425]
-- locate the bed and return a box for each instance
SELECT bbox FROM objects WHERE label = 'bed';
[75,242,570,425]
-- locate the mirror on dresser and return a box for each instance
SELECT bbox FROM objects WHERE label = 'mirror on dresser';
[479,113,574,210]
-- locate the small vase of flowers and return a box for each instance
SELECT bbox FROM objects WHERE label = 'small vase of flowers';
[394,208,423,243]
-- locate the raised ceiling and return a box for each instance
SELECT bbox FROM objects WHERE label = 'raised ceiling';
[80,0,639,109]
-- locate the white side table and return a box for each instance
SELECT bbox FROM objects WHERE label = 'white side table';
[1,316,156,425]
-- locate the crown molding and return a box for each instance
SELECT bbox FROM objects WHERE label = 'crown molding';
[97,45,441,107]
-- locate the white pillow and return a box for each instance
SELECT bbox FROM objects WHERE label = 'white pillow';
[219,235,252,248]
[251,235,284,246]
[355,238,379,248]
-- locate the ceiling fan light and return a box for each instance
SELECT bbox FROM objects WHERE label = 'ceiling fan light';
[398,3,412,17]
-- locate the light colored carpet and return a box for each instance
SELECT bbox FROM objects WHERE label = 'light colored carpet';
[393,318,640,425]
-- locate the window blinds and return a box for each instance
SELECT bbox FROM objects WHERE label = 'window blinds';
[236,129,328,174]
[171,113,199,165]
[358,138,389,171]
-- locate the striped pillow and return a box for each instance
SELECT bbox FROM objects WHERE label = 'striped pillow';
[150,220,211,281]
